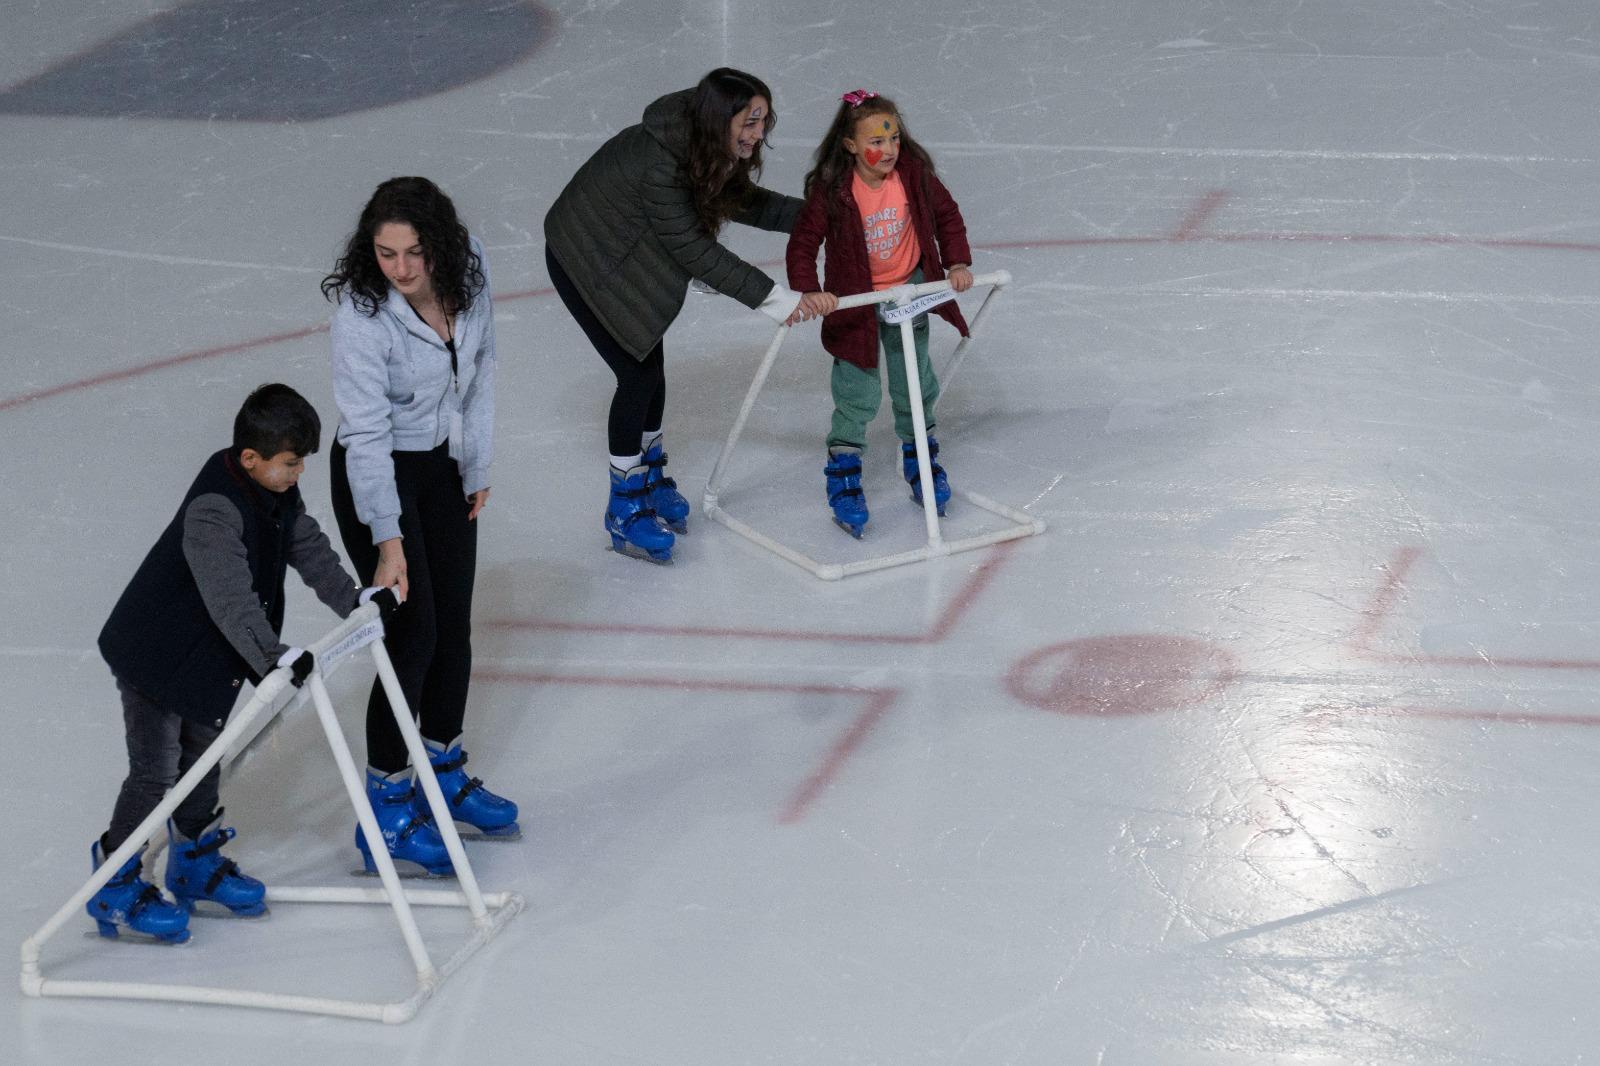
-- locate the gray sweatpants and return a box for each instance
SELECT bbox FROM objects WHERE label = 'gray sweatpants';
[104,679,222,851]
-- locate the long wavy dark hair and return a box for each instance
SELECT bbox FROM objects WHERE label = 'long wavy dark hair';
[321,176,485,317]
[685,67,777,235]
[803,94,936,220]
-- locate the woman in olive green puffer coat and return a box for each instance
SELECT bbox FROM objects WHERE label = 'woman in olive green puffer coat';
[544,67,823,564]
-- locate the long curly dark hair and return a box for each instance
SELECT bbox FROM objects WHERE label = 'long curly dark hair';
[685,67,777,235]
[802,94,936,220]
[321,176,485,317]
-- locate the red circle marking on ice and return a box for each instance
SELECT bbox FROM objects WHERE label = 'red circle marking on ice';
[1005,635,1239,716]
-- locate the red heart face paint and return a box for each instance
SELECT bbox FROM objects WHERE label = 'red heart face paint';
[850,113,901,183]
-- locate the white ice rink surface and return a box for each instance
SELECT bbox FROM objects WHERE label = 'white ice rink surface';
[6,1,1600,1062]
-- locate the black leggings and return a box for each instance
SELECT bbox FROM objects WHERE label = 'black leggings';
[546,246,665,456]
[331,442,477,774]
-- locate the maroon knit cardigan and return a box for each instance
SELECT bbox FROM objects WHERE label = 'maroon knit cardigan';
[786,155,972,370]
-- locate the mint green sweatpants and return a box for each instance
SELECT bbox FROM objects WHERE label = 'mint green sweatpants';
[826,282,940,452]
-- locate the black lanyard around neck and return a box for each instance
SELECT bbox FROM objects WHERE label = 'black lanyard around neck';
[407,297,459,393]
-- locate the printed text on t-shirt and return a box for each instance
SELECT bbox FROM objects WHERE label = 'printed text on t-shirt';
[864,207,908,258]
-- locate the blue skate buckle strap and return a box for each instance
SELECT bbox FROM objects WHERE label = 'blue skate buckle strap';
[130,883,167,918]
[185,826,235,859]
[204,858,241,895]
[433,751,469,774]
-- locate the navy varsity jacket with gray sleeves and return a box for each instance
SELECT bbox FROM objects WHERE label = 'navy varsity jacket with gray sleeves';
[99,449,361,726]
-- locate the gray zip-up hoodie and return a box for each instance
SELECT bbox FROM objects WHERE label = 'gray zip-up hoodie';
[330,238,496,544]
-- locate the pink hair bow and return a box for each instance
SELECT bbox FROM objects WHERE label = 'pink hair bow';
[841,89,879,107]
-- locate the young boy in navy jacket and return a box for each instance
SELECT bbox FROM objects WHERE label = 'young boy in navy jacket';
[89,383,395,942]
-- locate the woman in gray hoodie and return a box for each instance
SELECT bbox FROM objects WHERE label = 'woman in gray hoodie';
[544,67,826,564]
[324,176,518,878]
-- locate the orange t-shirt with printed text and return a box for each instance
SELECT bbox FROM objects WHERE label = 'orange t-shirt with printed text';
[853,170,922,289]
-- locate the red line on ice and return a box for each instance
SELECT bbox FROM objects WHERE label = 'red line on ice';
[1348,546,1600,670]
[1347,546,1425,652]
[1369,706,1600,727]
[0,323,330,414]
[1173,189,1229,240]
[1365,650,1600,672]
[10,217,1600,413]
[479,542,1019,822]
[1341,547,1600,725]
[473,668,901,823]
[0,285,553,414]
[487,539,1017,645]
[778,689,900,824]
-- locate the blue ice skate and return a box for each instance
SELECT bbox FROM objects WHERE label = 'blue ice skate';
[415,735,521,840]
[824,448,870,538]
[642,440,690,534]
[606,464,674,564]
[165,811,267,917]
[86,838,191,944]
[355,768,454,878]
[901,436,951,516]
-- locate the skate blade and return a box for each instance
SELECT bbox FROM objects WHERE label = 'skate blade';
[664,519,688,535]
[905,492,947,517]
[832,517,866,539]
[351,863,455,880]
[84,927,191,946]
[607,543,673,565]
[453,822,522,842]
[185,899,269,919]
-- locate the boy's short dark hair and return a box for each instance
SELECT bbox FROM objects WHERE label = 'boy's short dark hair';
[233,383,321,459]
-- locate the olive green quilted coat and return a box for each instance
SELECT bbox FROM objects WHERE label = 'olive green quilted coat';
[543,88,802,360]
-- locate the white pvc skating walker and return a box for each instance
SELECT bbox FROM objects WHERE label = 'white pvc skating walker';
[19,603,523,1023]
[703,270,1045,579]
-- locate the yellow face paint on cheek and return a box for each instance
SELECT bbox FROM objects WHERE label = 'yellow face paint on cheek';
[855,116,899,169]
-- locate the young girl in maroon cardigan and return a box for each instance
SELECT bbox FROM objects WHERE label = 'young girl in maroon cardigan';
[786,90,975,538]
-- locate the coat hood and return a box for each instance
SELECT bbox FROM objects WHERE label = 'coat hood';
[641,88,695,161]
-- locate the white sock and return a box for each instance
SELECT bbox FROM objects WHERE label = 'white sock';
[610,452,643,472]
[641,429,663,453]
